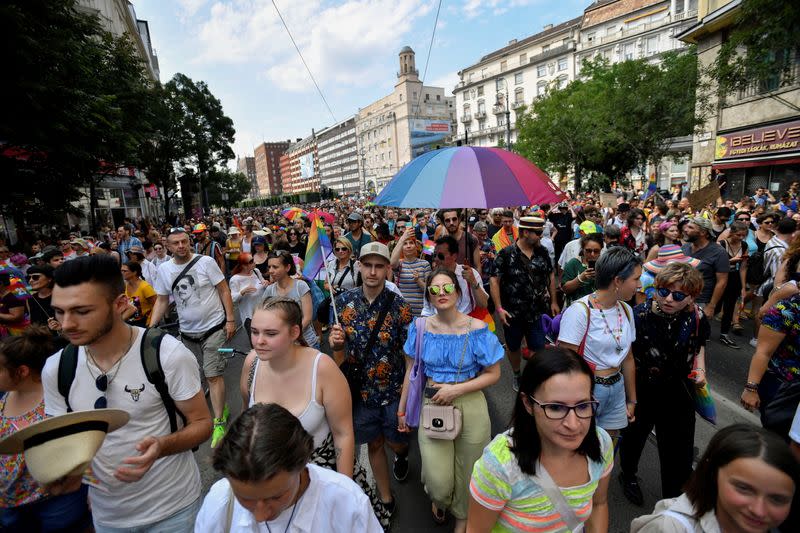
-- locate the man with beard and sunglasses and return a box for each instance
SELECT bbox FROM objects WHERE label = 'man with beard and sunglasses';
[41,255,212,532]
[491,217,559,391]
[437,209,482,275]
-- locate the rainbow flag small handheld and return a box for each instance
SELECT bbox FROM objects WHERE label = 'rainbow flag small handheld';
[688,372,717,425]
[422,240,436,255]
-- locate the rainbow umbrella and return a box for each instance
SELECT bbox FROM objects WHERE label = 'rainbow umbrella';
[281,208,308,221]
[0,265,31,302]
[312,209,335,225]
[375,146,565,208]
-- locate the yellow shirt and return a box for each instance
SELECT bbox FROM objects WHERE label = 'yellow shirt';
[226,238,242,260]
[126,280,156,323]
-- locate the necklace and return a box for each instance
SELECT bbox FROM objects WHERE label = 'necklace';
[85,327,136,387]
[593,293,624,353]
[265,470,307,533]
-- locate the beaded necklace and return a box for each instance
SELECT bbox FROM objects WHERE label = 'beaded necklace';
[592,293,624,353]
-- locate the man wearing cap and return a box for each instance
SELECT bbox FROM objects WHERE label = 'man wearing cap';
[558,220,603,272]
[126,245,159,286]
[328,241,412,517]
[69,239,90,260]
[116,225,142,265]
[682,217,729,318]
[344,212,373,258]
[193,224,225,273]
[491,217,559,390]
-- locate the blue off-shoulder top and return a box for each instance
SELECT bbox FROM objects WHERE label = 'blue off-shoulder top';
[403,320,505,383]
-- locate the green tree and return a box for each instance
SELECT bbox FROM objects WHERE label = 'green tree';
[708,0,800,94]
[205,169,251,208]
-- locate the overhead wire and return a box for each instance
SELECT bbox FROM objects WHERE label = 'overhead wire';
[270,0,337,124]
[412,0,444,119]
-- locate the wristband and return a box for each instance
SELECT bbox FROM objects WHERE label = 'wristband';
[226,320,235,323]
[693,368,705,373]
[497,306,506,314]
[744,381,759,391]
[396,412,405,417]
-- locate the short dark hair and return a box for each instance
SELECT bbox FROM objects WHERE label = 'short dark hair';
[510,347,601,476]
[438,209,462,222]
[424,269,461,303]
[602,224,621,241]
[435,235,459,256]
[213,403,313,482]
[267,250,297,276]
[124,261,143,279]
[0,325,54,379]
[53,255,124,301]
[728,220,749,234]
[580,233,604,250]
[685,424,800,520]
[42,247,64,263]
[715,206,732,219]
[594,246,641,289]
[626,208,645,226]
[502,210,514,219]
[776,217,797,235]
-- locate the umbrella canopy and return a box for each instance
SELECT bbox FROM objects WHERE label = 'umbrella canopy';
[375,146,564,208]
[281,208,308,221]
[311,209,335,224]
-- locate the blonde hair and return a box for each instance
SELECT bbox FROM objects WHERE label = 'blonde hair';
[255,297,308,346]
[655,262,704,298]
[334,237,353,254]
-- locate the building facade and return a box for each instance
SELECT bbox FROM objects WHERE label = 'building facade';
[317,116,360,195]
[356,47,455,192]
[254,141,290,197]
[281,134,319,194]
[679,0,800,197]
[237,156,258,198]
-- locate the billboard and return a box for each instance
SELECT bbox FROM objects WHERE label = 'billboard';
[410,119,451,157]
[299,153,315,179]
[715,119,800,160]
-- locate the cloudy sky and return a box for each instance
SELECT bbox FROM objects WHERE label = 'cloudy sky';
[134,0,588,160]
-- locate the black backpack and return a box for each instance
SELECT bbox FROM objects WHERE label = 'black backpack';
[747,245,781,286]
[58,328,189,438]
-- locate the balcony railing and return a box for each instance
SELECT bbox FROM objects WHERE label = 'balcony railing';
[511,101,525,109]
[736,60,800,100]
[492,104,507,114]
[474,110,487,119]
[461,114,473,123]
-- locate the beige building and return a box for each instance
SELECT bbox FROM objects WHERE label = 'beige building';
[679,0,800,196]
[356,47,455,192]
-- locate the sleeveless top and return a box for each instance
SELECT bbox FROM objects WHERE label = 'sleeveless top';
[0,394,48,508]
[249,353,329,449]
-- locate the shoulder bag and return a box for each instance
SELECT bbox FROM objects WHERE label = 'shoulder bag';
[405,317,427,428]
[535,461,584,532]
[421,319,471,440]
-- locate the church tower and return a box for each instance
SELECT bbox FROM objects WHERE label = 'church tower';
[398,46,419,81]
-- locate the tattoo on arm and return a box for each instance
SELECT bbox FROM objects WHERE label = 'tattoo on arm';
[335,446,342,458]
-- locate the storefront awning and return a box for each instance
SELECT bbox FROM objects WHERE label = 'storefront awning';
[712,154,800,170]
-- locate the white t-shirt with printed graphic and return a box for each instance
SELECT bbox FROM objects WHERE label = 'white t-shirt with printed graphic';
[42,328,202,528]
[154,254,226,334]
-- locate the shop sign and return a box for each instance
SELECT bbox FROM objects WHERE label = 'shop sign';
[715,119,800,159]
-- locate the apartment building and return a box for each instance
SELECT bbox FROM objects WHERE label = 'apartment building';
[281,134,319,194]
[317,117,360,195]
[237,156,258,199]
[254,141,290,197]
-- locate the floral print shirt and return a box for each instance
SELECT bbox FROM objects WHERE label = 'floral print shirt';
[492,243,553,323]
[1,394,47,508]
[335,286,413,407]
[763,294,800,381]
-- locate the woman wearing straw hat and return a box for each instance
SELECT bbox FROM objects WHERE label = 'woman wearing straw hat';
[224,226,242,273]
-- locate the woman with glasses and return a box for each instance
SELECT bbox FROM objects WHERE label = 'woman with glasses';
[229,253,267,330]
[325,238,360,295]
[251,236,269,277]
[557,247,640,439]
[561,233,604,307]
[398,270,503,530]
[618,263,708,505]
[390,226,431,317]
[718,221,750,347]
[120,262,156,328]
[467,347,612,532]
[263,251,319,349]
[285,229,306,260]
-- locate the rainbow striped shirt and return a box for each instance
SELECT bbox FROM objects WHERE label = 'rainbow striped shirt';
[470,428,613,532]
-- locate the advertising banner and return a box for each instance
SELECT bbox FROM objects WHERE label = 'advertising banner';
[716,119,800,160]
[410,119,451,157]
[299,153,315,179]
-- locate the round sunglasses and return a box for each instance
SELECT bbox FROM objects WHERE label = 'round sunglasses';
[656,287,688,302]
[428,283,456,296]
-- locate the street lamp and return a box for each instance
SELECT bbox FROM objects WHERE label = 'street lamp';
[495,77,512,150]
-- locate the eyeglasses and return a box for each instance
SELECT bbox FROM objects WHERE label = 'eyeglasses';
[334,247,349,252]
[527,395,599,420]
[428,283,456,296]
[26,274,43,281]
[656,287,689,302]
[762,219,775,225]
[737,217,751,222]
[530,229,544,236]
[444,217,459,223]
[94,373,109,409]
[168,227,187,235]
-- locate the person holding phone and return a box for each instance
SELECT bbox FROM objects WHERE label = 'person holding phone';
[561,234,604,306]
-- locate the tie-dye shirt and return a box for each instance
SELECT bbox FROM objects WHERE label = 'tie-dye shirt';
[470,427,613,532]
[762,293,800,381]
[0,394,47,507]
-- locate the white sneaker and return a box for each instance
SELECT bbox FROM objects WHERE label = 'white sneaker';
[749,338,758,348]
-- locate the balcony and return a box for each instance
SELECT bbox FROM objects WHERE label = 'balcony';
[528,41,576,65]
[492,104,507,115]
[581,11,699,49]
[511,101,525,109]
[474,110,487,119]
[461,114,473,123]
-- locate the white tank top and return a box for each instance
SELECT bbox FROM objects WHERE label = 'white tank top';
[250,352,329,449]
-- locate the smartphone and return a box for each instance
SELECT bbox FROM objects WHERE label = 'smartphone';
[424,386,438,399]
[587,260,597,269]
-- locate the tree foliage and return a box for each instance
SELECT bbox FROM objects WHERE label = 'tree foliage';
[516,51,704,191]
[709,0,800,94]
[205,169,251,207]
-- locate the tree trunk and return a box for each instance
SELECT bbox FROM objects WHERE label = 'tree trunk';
[89,176,97,234]
[574,163,583,192]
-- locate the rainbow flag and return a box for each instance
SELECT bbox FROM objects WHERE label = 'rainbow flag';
[422,239,436,255]
[491,226,518,251]
[302,213,333,279]
[642,172,658,200]
[689,372,717,425]
[468,306,496,335]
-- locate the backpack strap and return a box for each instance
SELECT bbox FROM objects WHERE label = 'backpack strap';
[140,328,186,434]
[576,301,592,356]
[57,344,79,413]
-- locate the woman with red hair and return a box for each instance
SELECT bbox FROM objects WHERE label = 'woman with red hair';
[229,253,267,331]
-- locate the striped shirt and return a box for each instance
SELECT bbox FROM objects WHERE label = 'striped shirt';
[470,428,613,532]
[396,259,431,317]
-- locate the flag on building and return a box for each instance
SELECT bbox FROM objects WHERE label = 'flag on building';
[491,226,518,251]
[302,214,333,279]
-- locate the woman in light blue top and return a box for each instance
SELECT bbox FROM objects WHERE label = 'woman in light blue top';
[398,269,504,532]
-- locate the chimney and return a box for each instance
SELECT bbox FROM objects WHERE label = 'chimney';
[543,23,553,30]
[508,38,517,45]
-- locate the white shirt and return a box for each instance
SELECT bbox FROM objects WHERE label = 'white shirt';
[421,264,483,317]
[557,295,635,370]
[558,238,583,270]
[194,464,382,533]
[42,328,202,528]
[154,255,226,334]
[140,258,159,287]
[229,270,267,323]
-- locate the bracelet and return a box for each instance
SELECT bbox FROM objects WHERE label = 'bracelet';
[396,412,405,417]
[576,274,585,284]
[226,320,235,323]
[497,306,506,314]
[693,368,705,373]
[626,399,637,405]
[744,381,759,391]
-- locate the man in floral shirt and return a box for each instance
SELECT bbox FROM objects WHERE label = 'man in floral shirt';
[329,242,413,518]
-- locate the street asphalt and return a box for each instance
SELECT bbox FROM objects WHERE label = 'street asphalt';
[194,313,761,532]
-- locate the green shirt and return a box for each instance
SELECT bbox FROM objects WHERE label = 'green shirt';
[562,258,595,305]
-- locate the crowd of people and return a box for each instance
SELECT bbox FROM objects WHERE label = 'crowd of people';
[1,181,800,532]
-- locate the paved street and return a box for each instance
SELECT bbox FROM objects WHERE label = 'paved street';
[194,315,761,532]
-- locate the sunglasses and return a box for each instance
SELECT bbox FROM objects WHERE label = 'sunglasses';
[428,283,456,296]
[334,247,349,252]
[762,219,775,224]
[656,287,689,302]
[26,274,43,281]
[169,227,187,234]
[530,229,544,236]
[737,217,751,222]
[94,374,109,409]
[444,217,459,223]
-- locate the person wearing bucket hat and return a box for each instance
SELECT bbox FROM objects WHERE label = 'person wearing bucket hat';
[636,245,701,304]
[0,326,95,530]
[42,255,213,531]
[682,217,730,319]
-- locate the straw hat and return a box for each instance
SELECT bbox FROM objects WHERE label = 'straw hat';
[0,409,129,484]
[643,244,701,275]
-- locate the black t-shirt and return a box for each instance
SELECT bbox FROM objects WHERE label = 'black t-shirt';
[548,212,574,245]
[28,293,54,327]
[682,242,730,303]
[487,223,502,239]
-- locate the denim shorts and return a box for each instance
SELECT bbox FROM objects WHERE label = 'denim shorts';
[594,373,629,430]
[352,399,410,446]
[502,317,546,353]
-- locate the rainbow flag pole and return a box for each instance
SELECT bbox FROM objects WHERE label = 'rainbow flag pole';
[302,214,338,324]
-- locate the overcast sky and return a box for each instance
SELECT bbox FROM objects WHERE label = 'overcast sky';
[134,0,588,160]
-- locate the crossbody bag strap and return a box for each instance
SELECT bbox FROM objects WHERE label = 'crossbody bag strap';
[535,462,583,532]
[577,300,592,356]
[455,318,472,382]
[362,291,396,357]
[171,255,202,293]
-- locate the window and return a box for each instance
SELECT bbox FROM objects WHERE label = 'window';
[519,53,527,65]
[646,36,658,56]
[498,114,506,127]
[436,94,441,101]
[412,91,417,100]
[468,72,474,82]
[463,90,471,101]
[623,43,634,60]
[542,44,550,53]
[496,79,504,91]
[514,87,524,104]
[557,76,568,89]
[515,72,523,84]
[558,58,568,71]
[500,60,507,72]
[478,120,485,131]
[477,85,484,96]
[477,100,486,114]
[586,32,596,43]
[537,81,547,96]
[537,64,546,77]
[606,25,617,35]
[481,67,488,78]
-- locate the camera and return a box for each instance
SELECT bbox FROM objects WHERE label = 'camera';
[432,418,444,428]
